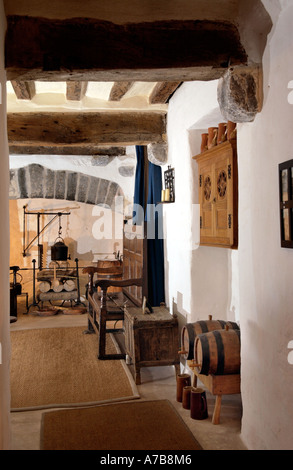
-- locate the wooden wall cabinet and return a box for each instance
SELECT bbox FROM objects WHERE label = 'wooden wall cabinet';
[193,139,238,248]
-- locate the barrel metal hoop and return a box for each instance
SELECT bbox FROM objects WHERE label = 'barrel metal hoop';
[212,330,225,375]
[186,323,195,341]
[217,320,226,329]
[198,320,209,333]
[185,324,196,359]
[199,334,210,375]
[229,321,240,330]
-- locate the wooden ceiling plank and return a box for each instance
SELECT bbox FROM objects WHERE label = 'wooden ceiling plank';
[149,81,182,104]
[7,111,166,146]
[66,81,88,100]
[109,82,134,101]
[10,80,36,100]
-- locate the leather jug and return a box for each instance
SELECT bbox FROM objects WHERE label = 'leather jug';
[182,385,193,410]
[190,387,208,420]
[176,374,191,402]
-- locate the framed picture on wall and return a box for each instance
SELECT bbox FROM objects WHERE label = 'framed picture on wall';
[279,159,293,248]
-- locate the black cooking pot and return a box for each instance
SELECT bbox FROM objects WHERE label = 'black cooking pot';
[51,237,69,261]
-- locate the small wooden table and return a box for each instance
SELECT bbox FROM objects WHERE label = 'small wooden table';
[124,306,180,385]
[188,361,241,425]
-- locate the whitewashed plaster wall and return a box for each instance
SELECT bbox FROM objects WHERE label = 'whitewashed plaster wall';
[0,0,11,450]
[237,0,293,450]
[165,80,238,332]
[166,0,293,450]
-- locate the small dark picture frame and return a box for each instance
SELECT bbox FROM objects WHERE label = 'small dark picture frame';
[279,159,293,248]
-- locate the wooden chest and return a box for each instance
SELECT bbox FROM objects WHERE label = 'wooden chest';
[124,306,180,384]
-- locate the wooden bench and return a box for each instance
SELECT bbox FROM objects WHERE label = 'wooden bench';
[83,267,142,360]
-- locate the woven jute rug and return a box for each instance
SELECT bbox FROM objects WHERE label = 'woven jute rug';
[40,399,203,450]
[10,326,139,411]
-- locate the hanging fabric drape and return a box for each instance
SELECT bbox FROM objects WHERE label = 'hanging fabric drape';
[145,159,165,307]
[133,145,165,306]
[133,146,145,225]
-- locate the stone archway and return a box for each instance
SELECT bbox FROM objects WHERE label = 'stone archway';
[9,163,124,208]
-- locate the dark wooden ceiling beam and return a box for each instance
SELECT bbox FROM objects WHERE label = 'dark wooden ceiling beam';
[5,16,248,81]
[10,80,36,99]
[109,82,133,101]
[149,82,182,104]
[7,111,166,147]
[66,81,88,100]
[8,144,126,156]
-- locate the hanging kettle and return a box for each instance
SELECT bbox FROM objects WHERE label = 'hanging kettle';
[51,237,69,261]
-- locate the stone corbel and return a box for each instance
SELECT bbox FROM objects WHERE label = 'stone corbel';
[147,143,168,166]
[217,65,263,123]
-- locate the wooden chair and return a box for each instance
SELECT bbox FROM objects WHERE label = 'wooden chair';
[83,266,143,360]
[83,265,123,297]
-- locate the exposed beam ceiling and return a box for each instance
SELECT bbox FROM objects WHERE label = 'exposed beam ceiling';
[7,111,167,150]
[149,82,182,104]
[10,80,36,100]
[7,80,171,154]
[8,144,126,157]
[5,16,247,82]
[66,81,88,101]
[109,82,134,101]
[8,80,174,105]
[4,3,255,155]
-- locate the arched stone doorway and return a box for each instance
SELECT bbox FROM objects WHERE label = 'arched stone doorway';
[9,163,124,208]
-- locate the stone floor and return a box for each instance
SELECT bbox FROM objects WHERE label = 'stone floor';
[9,305,247,451]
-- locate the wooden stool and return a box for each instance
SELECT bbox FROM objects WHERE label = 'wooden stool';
[188,360,240,424]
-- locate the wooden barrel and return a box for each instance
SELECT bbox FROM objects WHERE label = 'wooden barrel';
[96,260,123,293]
[194,327,241,376]
[39,281,51,293]
[180,316,239,360]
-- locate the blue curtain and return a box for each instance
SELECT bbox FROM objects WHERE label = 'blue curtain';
[133,146,165,307]
[145,158,165,307]
[133,146,145,224]
[133,146,165,306]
